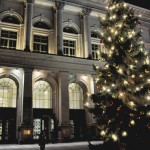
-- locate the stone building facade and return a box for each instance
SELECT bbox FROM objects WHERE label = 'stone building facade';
[0,0,149,144]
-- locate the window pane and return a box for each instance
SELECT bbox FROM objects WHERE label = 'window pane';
[33,35,48,53]
[69,83,83,109]
[0,30,17,49]
[0,78,17,108]
[63,40,76,56]
[33,80,52,109]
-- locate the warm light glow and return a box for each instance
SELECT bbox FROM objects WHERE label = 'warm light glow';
[124,80,128,85]
[23,130,31,135]
[112,134,118,141]
[119,92,124,97]
[130,120,135,125]
[129,101,135,107]
[112,84,115,87]
[100,130,106,136]
[108,37,112,41]
[147,96,150,101]
[122,131,127,137]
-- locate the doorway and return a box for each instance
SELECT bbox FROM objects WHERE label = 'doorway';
[0,108,16,143]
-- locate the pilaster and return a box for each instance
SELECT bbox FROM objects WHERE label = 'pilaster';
[81,8,92,59]
[58,71,72,142]
[55,2,65,55]
[18,68,33,143]
[24,0,34,52]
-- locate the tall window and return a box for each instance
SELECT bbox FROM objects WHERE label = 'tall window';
[91,31,105,60]
[63,27,78,57]
[69,83,83,109]
[33,21,50,53]
[63,40,76,56]
[33,35,48,53]
[0,30,17,50]
[0,78,17,108]
[33,80,52,108]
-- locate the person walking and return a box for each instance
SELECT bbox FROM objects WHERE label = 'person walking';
[39,130,47,150]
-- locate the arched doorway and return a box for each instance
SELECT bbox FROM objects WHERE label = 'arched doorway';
[33,80,55,142]
[69,83,86,141]
[0,78,17,143]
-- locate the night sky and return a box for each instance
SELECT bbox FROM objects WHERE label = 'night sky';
[124,0,150,10]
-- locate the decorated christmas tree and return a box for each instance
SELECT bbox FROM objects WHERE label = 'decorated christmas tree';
[88,0,150,149]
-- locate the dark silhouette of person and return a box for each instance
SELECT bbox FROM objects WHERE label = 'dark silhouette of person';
[39,130,47,150]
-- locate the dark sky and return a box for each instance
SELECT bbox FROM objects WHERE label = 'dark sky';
[124,0,150,10]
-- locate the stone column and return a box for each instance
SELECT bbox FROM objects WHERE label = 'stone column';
[58,71,72,142]
[24,0,34,52]
[55,2,65,55]
[81,8,92,59]
[19,68,33,143]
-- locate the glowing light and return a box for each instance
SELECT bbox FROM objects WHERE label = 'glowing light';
[120,37,124,41]
[107,89,111,92]
[102,86,106,91]
[122,131,127,137]
[139,74,143,78]
[130,120,135,125]
[112,84,115,87]
[124,80,128,85]
[111,46,115,50]
[119,92,124,97]
[123,15,127,19]
[129,101,135,107]
[118,68,123,74]
[108,37,112,41]
[112,134,118,141]
[100,130,106,136]
[123,3,127,7]
[147,96,150,101]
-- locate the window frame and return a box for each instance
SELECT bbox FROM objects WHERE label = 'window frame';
[0,22,20,50]
[32,27,50,53]
[91,37,106,60]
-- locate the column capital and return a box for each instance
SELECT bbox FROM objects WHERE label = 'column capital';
[26,0,34,4]
[55,1,65,10]
[81,8,92,17]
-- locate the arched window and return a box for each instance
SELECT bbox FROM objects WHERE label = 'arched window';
[33,80,52,108]
[63,27,78,57]
[91,31,100,38]
[69,83,83,109]
[0,78,17,107]
[2,16,20,24]
[34,21,50,29]
[33,21,49,53]
[63,27,78,34]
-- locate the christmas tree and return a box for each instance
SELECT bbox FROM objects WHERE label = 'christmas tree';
[88,0,150,149]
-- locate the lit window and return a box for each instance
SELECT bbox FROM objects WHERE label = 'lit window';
[33,35,48,53]
[0,78,17,107]
[0,30,17,50]
[63,40,76,56]
[33,80,52,108]
[91,31,106,60]
[69,83,83,109]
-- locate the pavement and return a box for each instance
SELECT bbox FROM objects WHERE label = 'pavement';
[0,141,103,150]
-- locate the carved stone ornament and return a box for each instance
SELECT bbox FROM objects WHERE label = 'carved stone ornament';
[81,8,92,17]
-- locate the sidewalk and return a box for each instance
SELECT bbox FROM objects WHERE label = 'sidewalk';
[0,141,102,149]
[0,142,87,149]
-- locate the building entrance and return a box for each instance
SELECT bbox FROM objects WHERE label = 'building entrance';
[0,108,16,143]
[33,109,55,142]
